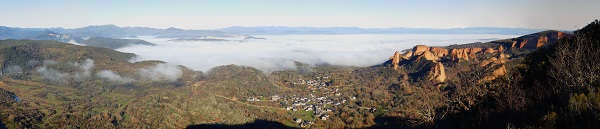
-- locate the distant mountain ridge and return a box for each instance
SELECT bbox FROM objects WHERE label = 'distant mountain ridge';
[0,24,230,39]
[1,25,555,40]
[219,26,549,35]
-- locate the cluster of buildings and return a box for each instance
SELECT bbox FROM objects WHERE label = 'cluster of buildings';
[246,76,357,127]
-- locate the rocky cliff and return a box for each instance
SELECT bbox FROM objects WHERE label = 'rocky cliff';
[495,30,572,49]
[386,31,571,83]
[428,62,446,83]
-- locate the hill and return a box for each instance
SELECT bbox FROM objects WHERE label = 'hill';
[80,37,156,49]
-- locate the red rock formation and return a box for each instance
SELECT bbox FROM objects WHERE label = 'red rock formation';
[430,47,449,57]
[498,46,504,52]
[484,47,495,53]
[450,48,469,61]
[418,50,438,61]
[469,48,482,60]
[412,45,430,56]
[389,51,402,70]
[519,40,528,48]
[482,65,507,82]
[450,48,481,61]
[429,62,446,83]
[536,35,548,48]
[401,50,413,60]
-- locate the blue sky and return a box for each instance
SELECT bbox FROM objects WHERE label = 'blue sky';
[0,0,598,30]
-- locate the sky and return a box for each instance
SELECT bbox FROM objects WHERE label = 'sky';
[0,0,598,30]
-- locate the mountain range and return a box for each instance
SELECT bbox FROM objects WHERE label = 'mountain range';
[219,26,547,35]
[1,24,550,40]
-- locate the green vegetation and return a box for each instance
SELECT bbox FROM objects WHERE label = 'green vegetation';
[0,21,599,129]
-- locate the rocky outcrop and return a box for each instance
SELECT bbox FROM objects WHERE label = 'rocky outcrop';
[412,45,430,56]
[469,48,483,57]
[418,50,439,61]
[398,45,448,62]
[388,44,507,83]
[482,65,507,82]
[537,35,548,48]
[496,30,573,49]
[450,48,482,61]
[484,48,495,53]
[389,51,402,70]
[429,47,448,57]
[401,50,413,60]
[428,62,446,83]
[484,46,504,54]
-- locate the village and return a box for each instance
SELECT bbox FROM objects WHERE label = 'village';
[246,75,360,127]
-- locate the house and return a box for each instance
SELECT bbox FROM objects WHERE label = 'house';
[294,118,302,123]
[247,97,259,101]
[305,107,313,111]
[326,108,333,112]
[320,114,330,120]
[271,95,280,101]
[370,107,377,113]
[300,120,311,127]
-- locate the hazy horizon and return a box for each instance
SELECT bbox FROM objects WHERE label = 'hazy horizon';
[1,0,598,30]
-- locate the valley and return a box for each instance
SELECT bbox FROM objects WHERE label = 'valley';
[0,21,598,129]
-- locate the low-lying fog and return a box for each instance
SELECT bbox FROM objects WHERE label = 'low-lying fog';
[117,34,518,72]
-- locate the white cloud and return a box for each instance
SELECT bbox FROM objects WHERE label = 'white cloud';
[36,66,69,83]
[71,59,94,81]
[96,70,133,83]
[3,65,23,74]
[138,63,182,82]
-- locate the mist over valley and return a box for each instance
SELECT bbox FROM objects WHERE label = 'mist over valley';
[117,34,518,72]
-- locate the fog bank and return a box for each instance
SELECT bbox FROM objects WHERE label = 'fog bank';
[118,34,518,72]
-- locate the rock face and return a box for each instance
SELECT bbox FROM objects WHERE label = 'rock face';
[484,48,495,53]
[389,51,402,70]
[386,31,573,85]
[450,48,482,61]
[412,45,430,56]
[388,43,507,83]
[399,45,448,62]
[429,47,448,57]
[498,30,572,49]
[419,50,438,61]
[428,62,446,83]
